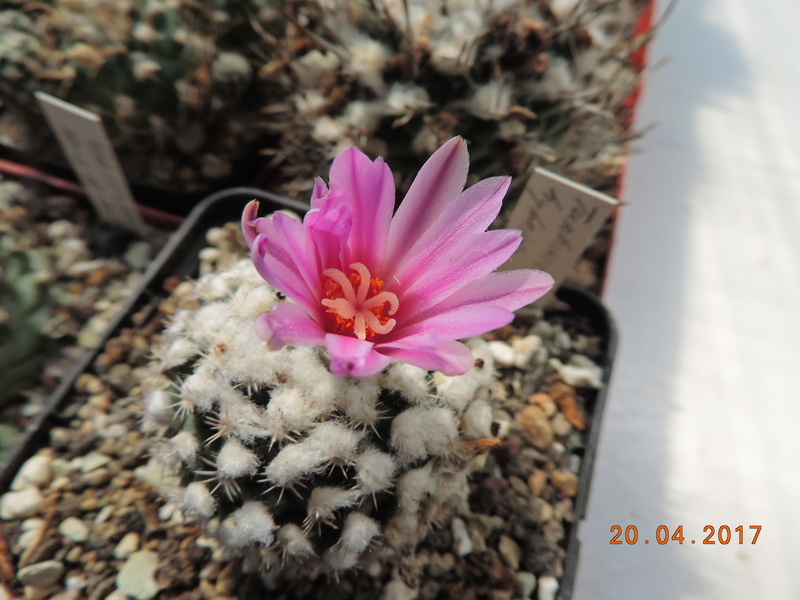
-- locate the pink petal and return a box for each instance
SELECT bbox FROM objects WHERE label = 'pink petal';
[428,269,554,315]
[304,189,353,269]
[325,334,392,378]
[389,270,553,342]
[397,177,510,272]
[394,305,515,341]
[252,235,321,319]
[329,147,395,268]
[397,229,523,314]
[386,137,469,267]
[241,200,261,248]
[378,337,475,376]
[256,303,326,350]
[310,177,329,207]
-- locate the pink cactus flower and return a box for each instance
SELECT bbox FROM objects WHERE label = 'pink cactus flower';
[242,137,553,378]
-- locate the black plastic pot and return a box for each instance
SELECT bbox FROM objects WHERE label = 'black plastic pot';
[0,189,616,599]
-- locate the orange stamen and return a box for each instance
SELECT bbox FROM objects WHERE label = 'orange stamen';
[321,262,399,341]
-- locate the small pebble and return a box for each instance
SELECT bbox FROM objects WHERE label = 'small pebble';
[11,452,53,490]
[427,552,456,577]
[537,575,559,600]
[498,535,521,570]
[517,571,536,598]
[550,471,579,497]
[551,413,573,437]
[17,560,65,588]
[116,551,160,600]
[81,452,111,474]
[59,517,89,542]
[527,470,548,497]
[18,518,45,549]
[123,241,152,270]
[528,393,557,417]
[0,487,44,519]
[517,406,554,450]
[381,579,418,600]
[113,532,141,560]
[487,341,516,367]
[451,517,472,556]
[548,356,603,388]
[95,505,114,525]
[511,335,542,368]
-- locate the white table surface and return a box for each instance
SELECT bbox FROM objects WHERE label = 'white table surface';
[573,1,800,598]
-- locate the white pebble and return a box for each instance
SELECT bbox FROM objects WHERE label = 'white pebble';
[113,533,141,560]
[518,572,536,598]
[81,451,111,473]
[549,355,603,388]
[451,517,472,556]
[58,517,89,542]
[94,505,114,525]
[488,341,516,367]
[116,551,160,600]
[17,560,64,588]
[537,575,559,600]
[0,488,44,519]
[380,579,418,600]
[18,518,44,549]
[511,335,543,368]
[11,453,53,490]
[498,535,521,570]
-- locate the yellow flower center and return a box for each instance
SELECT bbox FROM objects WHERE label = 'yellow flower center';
[321,262,399,341]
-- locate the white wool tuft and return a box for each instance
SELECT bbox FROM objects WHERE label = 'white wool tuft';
[355,448,397,495]
[163,337,198,369]
[305,487,360,527]
[218,501,276,548]
[382,363,431,404]
[338,381,381,428]
[390,406,459,463]
[466,79,513,120]
[228,277,276,320]
[143,390,174,425]
[277,524,316,558]
[214,397,271,443]
[216,439,259,479]
[180,367,224,414]
[167,431,199,467]
[177,482,216,519]
[324,547,359,570]
[347,34,390,94]
[263,423,363,488]
[462,400,493,439]
[434,338,494,413]
[264,381,337,437]
[337,512,380,555]
[396,461,436,514]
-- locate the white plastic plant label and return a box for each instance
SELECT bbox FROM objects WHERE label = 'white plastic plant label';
[35,92,147,236]
[502,167,619,293]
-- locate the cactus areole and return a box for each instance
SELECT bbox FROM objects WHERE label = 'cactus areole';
[242,137,554,378]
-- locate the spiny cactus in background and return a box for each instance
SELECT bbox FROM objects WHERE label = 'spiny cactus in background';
[142,255,500,578]
[0,209,63,408]
[258,0,650,199]
[0,0,283,187]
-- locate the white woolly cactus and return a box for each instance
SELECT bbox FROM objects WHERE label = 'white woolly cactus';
[143,257,498,577]
[143,139,554,580]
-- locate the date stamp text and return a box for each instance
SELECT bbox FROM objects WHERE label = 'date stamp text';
[610,525,762,545]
